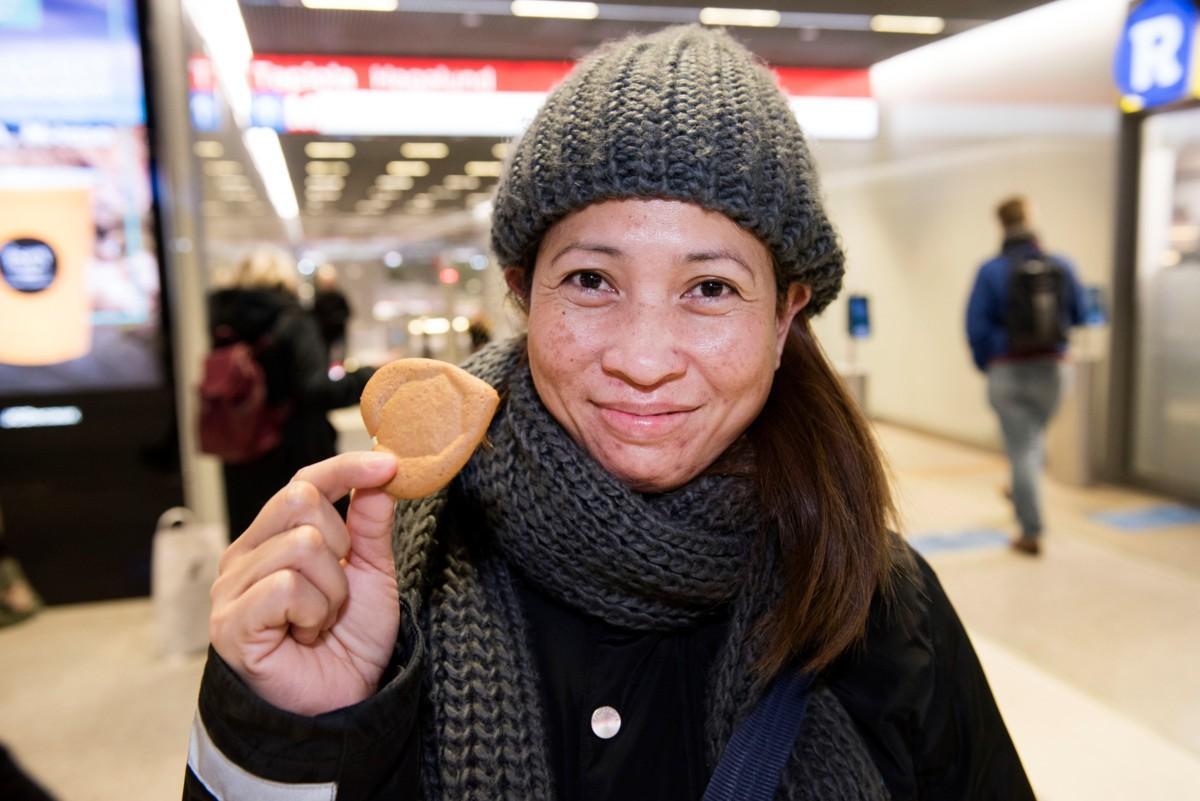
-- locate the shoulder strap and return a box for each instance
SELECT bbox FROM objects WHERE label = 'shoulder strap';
[702,669,813,801]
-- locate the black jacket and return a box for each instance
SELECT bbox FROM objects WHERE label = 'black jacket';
[208,288,372,535]
[184,539,1034,800]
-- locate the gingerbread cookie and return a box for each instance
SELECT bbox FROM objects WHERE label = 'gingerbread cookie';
[360,359,500,499]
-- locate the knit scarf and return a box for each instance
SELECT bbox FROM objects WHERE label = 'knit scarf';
[392,337,890,801]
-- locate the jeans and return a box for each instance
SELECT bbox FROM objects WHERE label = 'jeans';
[986,359,1064,538]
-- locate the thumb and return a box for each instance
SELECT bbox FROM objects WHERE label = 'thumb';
[346,487,397,574]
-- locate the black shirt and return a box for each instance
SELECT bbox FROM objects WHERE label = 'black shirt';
[522,580,729,801]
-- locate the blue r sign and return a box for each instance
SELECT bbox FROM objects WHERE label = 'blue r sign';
[1114,0,1198,109]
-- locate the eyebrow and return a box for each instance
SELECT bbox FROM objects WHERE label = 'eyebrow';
[550,242,756,280]
[550,242,623,265]
[684,248,754,279]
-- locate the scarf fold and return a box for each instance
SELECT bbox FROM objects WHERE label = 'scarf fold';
[393,337,889,801]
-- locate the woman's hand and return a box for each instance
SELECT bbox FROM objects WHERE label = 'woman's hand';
[209,451,400,716]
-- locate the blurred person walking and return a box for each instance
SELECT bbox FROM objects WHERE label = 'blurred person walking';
[966,196,1087,555]
[205,249,374,537]
[312,263,353,364]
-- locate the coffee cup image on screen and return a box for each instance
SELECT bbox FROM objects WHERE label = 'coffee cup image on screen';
[0,168,94,366]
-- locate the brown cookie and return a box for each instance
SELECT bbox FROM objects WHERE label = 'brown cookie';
[360,358,500,499]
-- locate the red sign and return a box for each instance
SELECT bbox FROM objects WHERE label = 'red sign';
[189,55,871,98]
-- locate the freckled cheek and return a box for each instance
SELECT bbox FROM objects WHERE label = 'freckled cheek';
[528,302,607,408]
[685,317,778,397]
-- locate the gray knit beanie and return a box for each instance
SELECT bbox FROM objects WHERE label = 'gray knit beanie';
[491,25,844,315]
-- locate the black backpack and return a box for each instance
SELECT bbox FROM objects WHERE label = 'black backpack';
[1006,255,1070,356]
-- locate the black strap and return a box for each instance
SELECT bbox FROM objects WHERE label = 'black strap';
[703,670,813,801]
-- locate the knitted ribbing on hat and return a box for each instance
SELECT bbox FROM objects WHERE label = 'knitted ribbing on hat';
[391,337,890,800]
[490,25,845,315]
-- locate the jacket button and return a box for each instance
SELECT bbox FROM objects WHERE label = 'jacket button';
[590,706,621,739]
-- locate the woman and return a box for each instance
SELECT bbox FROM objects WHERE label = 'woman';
[207,248,374,535]
[186,27,1033,801]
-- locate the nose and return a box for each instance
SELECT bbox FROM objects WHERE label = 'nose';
[600,299,687,390]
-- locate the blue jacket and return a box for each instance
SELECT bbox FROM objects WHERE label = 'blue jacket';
[965,238,1087,372]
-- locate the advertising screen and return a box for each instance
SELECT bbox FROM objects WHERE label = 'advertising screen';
[0,0,162,396]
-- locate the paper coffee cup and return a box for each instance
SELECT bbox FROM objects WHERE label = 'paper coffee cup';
[0,167,95,366]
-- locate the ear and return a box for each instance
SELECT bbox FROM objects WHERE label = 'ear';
[774,283,811,368]
[503,266,529,303]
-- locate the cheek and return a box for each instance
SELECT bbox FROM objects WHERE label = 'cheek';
[527,301,594,402]
[690,315,780,397]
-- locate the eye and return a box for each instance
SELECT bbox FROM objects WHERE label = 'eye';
[686,279,737,300]
[565,270,612,292]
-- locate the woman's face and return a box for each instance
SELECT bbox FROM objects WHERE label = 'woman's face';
[515,199,810,492]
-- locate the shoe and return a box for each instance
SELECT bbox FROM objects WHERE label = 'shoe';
[1011,537,1041,557]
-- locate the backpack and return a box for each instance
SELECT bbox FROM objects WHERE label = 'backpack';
[1006,255,1070,356]
[197,340,289,464]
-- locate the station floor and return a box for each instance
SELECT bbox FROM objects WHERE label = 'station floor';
[1,423,1198,801]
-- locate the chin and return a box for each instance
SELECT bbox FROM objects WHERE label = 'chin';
[604,457,694,494]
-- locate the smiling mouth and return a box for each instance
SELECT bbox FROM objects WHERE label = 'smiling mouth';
[594,403,698,440]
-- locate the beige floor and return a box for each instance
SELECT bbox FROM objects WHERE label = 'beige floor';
[1,423,1198,800]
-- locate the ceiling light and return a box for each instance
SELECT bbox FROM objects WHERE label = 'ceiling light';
[869,15,945,35]
[194,141,224,159]
[204,160,242,176]
[300,0,398,11]
[464,160,502,177]
[444,175,480,191]
[401,142,449,159]
[307,160,350,176]
[410,196,436,209]
[305,141,356,159]
[305,175,345,189]
[452,316,471,333]
[491,142,510,160]
[387,160,430,177]
[426,316,452,333]
[510,1,598,20]
[384,251,404,268]
[698,8,780,28]
[376,175,415,190]
[243,127,300,220]
[216,173,250,188]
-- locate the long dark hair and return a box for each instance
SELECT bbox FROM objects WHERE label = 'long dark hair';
[748,314,903,679]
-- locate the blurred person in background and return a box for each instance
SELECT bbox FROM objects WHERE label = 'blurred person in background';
[467,316,492,354]
[966,196,1087,556]
[186,27,1032,801]
[207,248,374,537]
[312,263,353,364]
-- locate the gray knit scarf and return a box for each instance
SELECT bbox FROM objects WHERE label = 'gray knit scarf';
[392,337,890,801]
